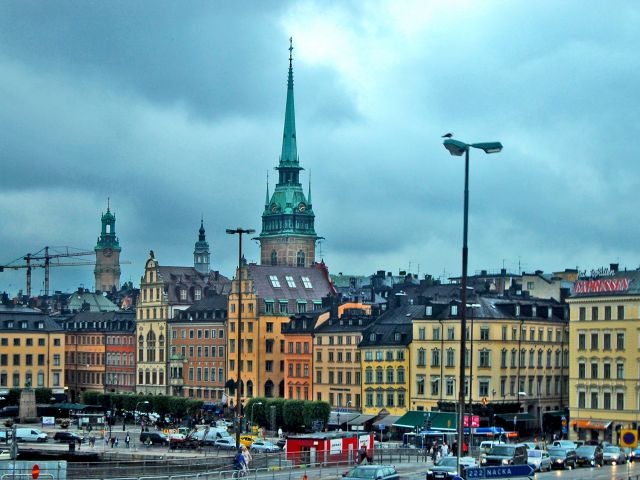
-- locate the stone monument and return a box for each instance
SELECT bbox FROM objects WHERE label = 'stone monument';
[19,381,37,422]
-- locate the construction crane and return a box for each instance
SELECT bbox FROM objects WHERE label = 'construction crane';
[0,246,105,297]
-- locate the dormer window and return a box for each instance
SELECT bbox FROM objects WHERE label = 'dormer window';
[515,305,521,316]
[426,305,433,316]
[180,289,187,301]
[269,275,281,288]
[21,321,28,329]
[451,305,458,316]
[285,276,296,288]
[301,276,313,288]
[194,288,202,301]
[394,332,401,341]
[370,333,376,342]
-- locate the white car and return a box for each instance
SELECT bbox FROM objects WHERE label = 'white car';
[0,449,10,460]
[214,438,237,450]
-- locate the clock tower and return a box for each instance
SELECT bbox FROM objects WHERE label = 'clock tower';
[94,203,121,292]
[257,39,320,267]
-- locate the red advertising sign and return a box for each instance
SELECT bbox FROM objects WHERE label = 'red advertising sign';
[463,415,480,428]
[574,278,630,294]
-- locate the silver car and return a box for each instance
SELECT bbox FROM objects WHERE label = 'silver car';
[603,446,626,465]
[527,449,551,472]
[250,440,279,453]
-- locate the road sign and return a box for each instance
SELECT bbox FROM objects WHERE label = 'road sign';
[466,465,534,479]
[621,429,638,449]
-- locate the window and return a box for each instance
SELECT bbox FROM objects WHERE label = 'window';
[431,349,440,367]
[447,327,455,340]
[617,332,625,350]
[417,377,425,395]
[417,349,426,366]
[270,250,277,265]
[617,392,624,410]
[376,368,383,384]
[591,306,598,321]
[269,275,281,288]
[431,378,439,396]
[297,302,307,313]
[365,368,373,384]
[591,362,598,379]
[265,302,274,314]
[480,327,489,340]
[591,392,598,409]
[590,332,598,350]
[296,250,305,267]
[397,368,405,384]
[617,362,625,379]
[279,301,288,314]
[479,349,490,368]
[578,333,586,350]
[604,306,611,320]
[578,391,585,408]
[579,307,586,321]
[180,289,187,301]
[578,362,586,379]
[13,339,19,346]
[285,276,296,288]
[446,349,455,367]
[432,327,439,340]
[266,339,274,354]
[603,332,611,350]
[386,368,394,384]
[418,328,426,340]
[603,392,611,409]
[301,276,312,288]
[603,362,611,379]
[618,305,625,319]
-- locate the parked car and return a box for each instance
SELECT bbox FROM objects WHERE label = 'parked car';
[343,465,399,480]
[627,447,640,462]
[0,449,10,460]
[426,456,476,480]
[53,431,84,443]
[575,445,603,467]
[139,432,169,445]
[250,440,279,453]
[553,440,577,449]
[603,445,626,465]
[214,437,237,450]
[15,428,48,443]
[548,447,577,470]
[527,449,551,472]
[0,406,19,419]
[190,427,230,445]
[480,444,528,466]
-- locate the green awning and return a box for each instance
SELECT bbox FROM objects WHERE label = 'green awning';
[51,403,87,410]
[393,411,457,430]
[496,413,535,422]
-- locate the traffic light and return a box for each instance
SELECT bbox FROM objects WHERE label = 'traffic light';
[426,417,432,430]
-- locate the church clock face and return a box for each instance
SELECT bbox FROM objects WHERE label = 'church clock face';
[298,202,306,212]
[104,248,113,257]
[271,204,279,213]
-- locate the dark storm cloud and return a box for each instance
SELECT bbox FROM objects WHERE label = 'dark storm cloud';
[2,1,640,295]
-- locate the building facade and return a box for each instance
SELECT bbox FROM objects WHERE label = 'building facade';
[168,294,228,401]
[567,267,640,443]
[94,205,121,293]
[314,306,375,410]
[136,251,230,395]
[226,262,335,401]
[256,40,319,268]
[0,306,65,392]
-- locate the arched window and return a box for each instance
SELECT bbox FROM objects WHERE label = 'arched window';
[265,380,274,398]
[296,250,305,267]
[247,380,254,397]
[271,250,277,266]
[386,367,394,384]
[365,367,373,384]
[147,330,156,362]
[138,335,144,363]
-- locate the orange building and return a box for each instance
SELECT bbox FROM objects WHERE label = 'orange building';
[282,311,329,400]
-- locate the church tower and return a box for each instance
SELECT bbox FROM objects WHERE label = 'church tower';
[194,218,210,275]
[257,38,320,268]
[94,202,121,292]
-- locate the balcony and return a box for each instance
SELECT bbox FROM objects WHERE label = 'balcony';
[169,377,184,386]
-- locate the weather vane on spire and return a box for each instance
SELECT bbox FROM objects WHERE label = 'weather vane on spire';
[289,37,293,67]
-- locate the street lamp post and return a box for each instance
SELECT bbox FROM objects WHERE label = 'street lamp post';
[226,227,255,453]
[135,400,149,428]
[346,401,352,434]
[250,401,262,433]
[443,137,502,472]
[337,412,341,431]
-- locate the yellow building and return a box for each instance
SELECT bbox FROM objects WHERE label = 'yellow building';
[359,299,418,417]
[567,267,640,443]
[226,263,334,400]
[0,307,65,392]
[409,295,569,433]
[313,303,376,410]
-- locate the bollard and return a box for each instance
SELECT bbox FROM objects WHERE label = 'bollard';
[303,473,308,480]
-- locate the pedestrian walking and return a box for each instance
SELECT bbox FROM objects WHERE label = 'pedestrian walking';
[125,433,130,449]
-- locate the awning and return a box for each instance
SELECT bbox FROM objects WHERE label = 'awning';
[393,411,457,430]
[51,403,87,410]
[373,415,400,428]
[475,427,506,435]
[496,413,535,422]
[348,414,376,426]
[571,419,612,430]
[328,411,360,425]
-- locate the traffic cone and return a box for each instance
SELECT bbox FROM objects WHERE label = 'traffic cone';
[303,474,308,480]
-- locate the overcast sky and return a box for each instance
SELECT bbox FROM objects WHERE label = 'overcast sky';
[1,1,639,296]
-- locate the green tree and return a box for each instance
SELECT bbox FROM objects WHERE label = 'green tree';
[303,401,330,430]
[283,400,305,432]
[34,388,53,404]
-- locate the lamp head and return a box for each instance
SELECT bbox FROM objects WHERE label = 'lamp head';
[471,141,503,154]
[443,139,468,156]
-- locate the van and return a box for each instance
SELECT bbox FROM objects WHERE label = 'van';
[481,443,528,466]
[479,441,506,459]
[15,428,48,443]
[190,427,230,445]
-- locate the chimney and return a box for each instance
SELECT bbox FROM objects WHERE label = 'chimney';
[395,291,409,308]
[481,270,487,276]
[610,263,619,273]
[500,268,507,276]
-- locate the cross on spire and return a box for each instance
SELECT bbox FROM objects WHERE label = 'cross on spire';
[289,37,293,68]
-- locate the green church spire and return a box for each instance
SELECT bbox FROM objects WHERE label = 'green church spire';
[280,37,298,166]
